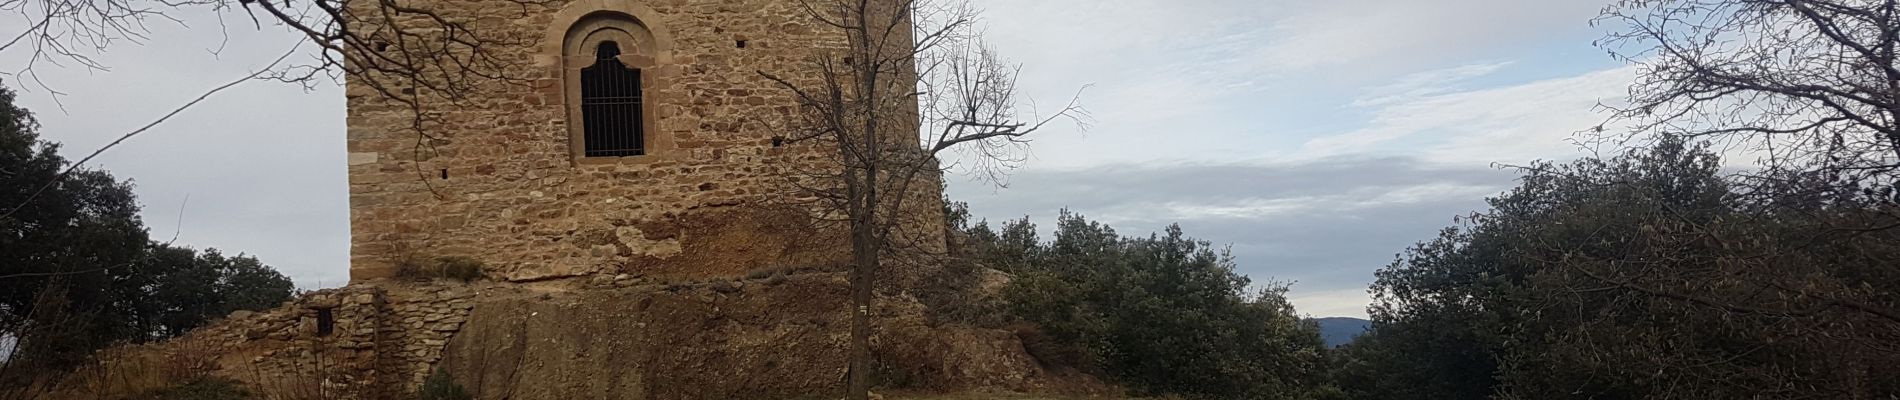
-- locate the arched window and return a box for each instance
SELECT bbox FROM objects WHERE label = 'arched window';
[563,13,659,160]
[580,41,644,156]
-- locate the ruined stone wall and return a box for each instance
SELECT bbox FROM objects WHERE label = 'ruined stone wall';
[346,0,947,283]
[149,284,479,398]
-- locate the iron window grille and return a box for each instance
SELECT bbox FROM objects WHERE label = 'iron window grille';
[580,41,646,157]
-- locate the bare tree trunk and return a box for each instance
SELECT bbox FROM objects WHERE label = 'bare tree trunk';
[847,193,876,400]
[758,3,1086,398]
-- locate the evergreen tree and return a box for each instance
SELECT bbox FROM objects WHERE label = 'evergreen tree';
[0,82,296,380]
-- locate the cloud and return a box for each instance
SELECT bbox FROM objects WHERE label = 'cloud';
[1299,64,1637,164]
[1251,0,1604,75]
[1352,61,1514,107]
[948,156,1517,318]
[1,16,350,288]
[1289,288,1376,319]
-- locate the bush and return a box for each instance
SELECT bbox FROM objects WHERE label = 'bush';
[418,369,471,400]
[1006,322,1094,372]
[145,377,254,400]
[959,210,1333,399]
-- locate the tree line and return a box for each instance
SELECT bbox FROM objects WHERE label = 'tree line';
[1332,139,1900,399]
[934,139,1898,400]
[930,204,1338,399]
[0,82,295,386]
[1330,0,1900,398]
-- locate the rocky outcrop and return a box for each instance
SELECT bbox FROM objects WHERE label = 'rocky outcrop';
[90,273,1078,399]
[438,272,1065,399]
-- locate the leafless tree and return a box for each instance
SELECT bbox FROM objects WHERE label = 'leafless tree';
[0,0,553,213]
[758,0,1084,398]
[1595,0,1900,185]
[2,0,545,98]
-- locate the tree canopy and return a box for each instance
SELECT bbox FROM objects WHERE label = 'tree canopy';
[0,81,294,381]
[1335,139,1900,400]
[952,210,1335,400]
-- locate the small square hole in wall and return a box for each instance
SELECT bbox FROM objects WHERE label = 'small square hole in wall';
[315,308,335,337]
[771,136,785,147]
[440,169,449,180]
[736,39,748,49]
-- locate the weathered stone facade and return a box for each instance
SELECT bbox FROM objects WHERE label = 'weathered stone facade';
[346,0,946,282]
[134,284,478,398]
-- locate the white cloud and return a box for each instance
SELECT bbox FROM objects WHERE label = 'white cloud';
[1116,182,1502,222]
[1353,61,1515,107]
[1300,65,1638,164]
[1289,287,1374,319]
[1252,0,1603,74]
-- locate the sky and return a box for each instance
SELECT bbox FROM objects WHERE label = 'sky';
[2,0,1637,318]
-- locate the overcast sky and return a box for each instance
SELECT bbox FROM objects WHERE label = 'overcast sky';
[1,0,1634,318]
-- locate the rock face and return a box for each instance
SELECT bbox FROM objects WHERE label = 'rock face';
[343,0,947,283]
[438,273,1063,399]
[100,274,1070,399]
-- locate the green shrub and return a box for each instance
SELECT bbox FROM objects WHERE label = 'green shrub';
[145,377,254,400]
[965,211,1331,399]
[417,369,471,400]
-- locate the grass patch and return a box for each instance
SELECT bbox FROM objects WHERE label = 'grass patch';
[418,369,471,400]
[142,377,254,400]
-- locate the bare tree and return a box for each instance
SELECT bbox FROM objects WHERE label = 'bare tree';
[1,0,553,212]
[758,1,1084,398]
[1590,0,1900,316]
[1596,0,1900,184]
[2,0,544,98]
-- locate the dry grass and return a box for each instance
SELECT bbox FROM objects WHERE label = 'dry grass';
[243,345,359,400]
[7,340,221,400]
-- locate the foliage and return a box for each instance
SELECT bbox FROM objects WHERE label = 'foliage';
[144,377,255,400]
[0,81,294,382]
[417,369,471,400]
[0,79,151,374]
[1336,139,1900,399]
[960,210,1331,399]
[137,245,296,339]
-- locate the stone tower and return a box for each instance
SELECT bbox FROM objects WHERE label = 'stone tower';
[344,0,944,282]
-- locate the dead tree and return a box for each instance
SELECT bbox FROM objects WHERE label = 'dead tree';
[759,1,1083,398]
[1592,0,1900,301]
[1596,0,1900,185]
[2,0,545,99]
[1,0,552,213]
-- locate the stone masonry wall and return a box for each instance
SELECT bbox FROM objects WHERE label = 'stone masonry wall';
[154,283,478,398]
[345,0,946,283]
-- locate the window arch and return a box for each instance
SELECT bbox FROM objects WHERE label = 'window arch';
[563,13,659,159]
[580,41,643,156]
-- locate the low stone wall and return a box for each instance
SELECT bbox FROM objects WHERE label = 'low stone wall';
[98,273,1078,399]
[143,282,480,398]
[377,284,479,388]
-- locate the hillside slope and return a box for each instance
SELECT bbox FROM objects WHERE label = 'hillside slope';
[1313,317,1371,347]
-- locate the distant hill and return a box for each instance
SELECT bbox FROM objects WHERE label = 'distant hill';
[1312,317,1371,347]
